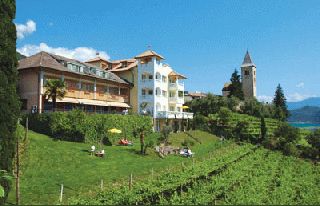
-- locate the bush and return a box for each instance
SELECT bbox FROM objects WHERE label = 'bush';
[181,139,195,147]
[283,142,300,157]
[24,110,153,145]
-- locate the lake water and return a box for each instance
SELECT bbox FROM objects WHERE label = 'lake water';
[289,122,320,129]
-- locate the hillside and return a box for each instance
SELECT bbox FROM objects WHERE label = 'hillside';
[287,97,320,110]
[288,106,320,123]
[8,130,220,205]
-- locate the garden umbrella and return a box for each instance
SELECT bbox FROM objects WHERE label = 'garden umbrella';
[182,105,189,109]
[108,128,122,134]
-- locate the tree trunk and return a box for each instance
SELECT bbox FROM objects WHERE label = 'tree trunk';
[140,132,145,154]
[52,95,56,112]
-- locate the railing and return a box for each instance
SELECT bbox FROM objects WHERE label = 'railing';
[169,82,184,90]
[156,111,193,119]
[168,97,184,104]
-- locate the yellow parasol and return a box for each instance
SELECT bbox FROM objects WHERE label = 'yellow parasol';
[108,128,122,134]
[182,105,189,109]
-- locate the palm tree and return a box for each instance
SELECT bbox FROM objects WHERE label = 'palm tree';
[44,79,66,112]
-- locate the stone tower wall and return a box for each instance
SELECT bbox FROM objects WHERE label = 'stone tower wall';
[241,66,256,99]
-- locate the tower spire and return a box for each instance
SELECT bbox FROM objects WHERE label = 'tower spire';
[241,50,255,67]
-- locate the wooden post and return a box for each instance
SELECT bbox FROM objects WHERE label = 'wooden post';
[16,136,20,205]
[100,179,104,190]
[59,184,64,203]
[129,173,133,190]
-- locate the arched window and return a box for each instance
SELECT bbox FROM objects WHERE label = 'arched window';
[155,72,161,80]
[156,87,161,96]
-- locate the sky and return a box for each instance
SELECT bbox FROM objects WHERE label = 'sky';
[16,0,320,102]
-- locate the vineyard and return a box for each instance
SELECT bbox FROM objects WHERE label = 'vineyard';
[209,112,283,136]
[69,143,320,205]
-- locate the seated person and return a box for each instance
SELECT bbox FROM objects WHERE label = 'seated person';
[187,149,194,157]
[90,145,96,155]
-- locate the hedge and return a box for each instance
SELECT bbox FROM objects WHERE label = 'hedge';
[23,110,153,145]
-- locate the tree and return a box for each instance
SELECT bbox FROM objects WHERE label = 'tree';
[44,79,66,112]
[228,69,244,100]
[159,124,172,145]
[233,120,250,142]
[0,0,20,203]
[274,124,300,149]
[306,129,320,159]
[272,84,289,121]
[260,116,267,142]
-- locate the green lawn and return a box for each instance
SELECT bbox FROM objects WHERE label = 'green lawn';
[8,130,220,205]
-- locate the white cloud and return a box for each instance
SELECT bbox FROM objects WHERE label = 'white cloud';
[295,82,304,88]
[286,93,317,102]
[16,20,36,39]
[257,95,273,103]
[17,43,110,62]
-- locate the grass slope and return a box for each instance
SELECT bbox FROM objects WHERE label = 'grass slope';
[8,130,219,205]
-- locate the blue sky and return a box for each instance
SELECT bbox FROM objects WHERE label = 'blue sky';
[16,0,320,102]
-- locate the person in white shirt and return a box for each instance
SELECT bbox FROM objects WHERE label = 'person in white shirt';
[90,145,95,156]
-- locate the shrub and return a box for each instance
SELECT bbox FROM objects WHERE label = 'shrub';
[25,110,153,145]
[283,142,300,157]
[181,139,195,147]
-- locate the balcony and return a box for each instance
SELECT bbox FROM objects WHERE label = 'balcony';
[169,82,184,91]
[156,111,193,119]
[169,97,184,104]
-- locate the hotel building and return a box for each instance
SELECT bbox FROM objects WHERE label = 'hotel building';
[18,51,130,113]
[86,50,193,131]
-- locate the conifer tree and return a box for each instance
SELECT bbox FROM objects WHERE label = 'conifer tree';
[0,0,20,203]
[272,84,289,121]
[260,116,267,142]
[228,69,244,100]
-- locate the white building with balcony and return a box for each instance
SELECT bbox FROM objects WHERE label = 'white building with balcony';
[135,50,193,131]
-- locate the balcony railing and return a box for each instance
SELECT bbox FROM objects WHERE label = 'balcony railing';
[169,82,184,90]
[169,97,184,104]
[156,111,193,119]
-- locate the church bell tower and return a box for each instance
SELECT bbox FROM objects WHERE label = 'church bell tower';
[241,51,256,99]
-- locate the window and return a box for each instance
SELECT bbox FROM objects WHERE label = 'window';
[162,90,167,97]
[120,88,129,96]
[108,63,113,70]
[148,89,153,95]
[104,86,109,94]
[162,75,167,83]
[82,83,94,92]
[170,106,175,111]
[142,74,146,80]
[177,107,181,112]
[178,91,184,98]
[156,72,161,80]
[148,74,153,80]
[109,86,119,95]
[156,87,161,96]
[254,71,256,75]
[244,70,250,75]
[142,89,146,95]
[169,91,175,97]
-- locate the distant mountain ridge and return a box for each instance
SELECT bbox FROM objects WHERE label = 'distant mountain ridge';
[288,106,320,123]
[287,97,320,110]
